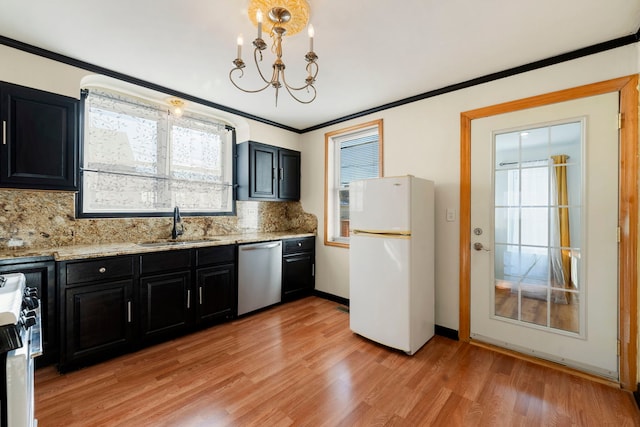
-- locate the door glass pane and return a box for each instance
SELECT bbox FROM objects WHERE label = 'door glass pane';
[550,291,580,333]
[521,207,548,246]
[493,121,582,334]
[521,289,548,327]
[495,208,519,245]
[521,167,549,206]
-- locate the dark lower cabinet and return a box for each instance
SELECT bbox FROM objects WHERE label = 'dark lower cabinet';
[282,237,315,301]
[195,245,237,325]
[196,264,235,324]
[0,259,56,366]
[58,245,238,370]
[63,279,134,370]
[59,255,136,371]
[140,271,191,343]
[139,250,192,344]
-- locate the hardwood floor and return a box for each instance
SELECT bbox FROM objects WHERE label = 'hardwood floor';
[35,297,639,426]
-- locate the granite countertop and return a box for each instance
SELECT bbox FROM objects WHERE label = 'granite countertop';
[0,231,315,262]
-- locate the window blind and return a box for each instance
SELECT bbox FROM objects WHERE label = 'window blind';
[339,133,379,186]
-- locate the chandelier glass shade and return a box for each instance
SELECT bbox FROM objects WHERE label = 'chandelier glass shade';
[229,0,319,105]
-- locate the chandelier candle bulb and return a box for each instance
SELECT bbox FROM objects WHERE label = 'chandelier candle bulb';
[308,24,314,52]
[237,34,243,59]
[257,10,263,39]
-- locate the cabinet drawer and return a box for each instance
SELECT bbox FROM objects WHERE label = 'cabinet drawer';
[66,256,134,285]
[195,245,235,267]
[140,250,191,275]
[283,237,315,254]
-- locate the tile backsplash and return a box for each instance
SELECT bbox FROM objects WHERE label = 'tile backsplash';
[0,189,317,250]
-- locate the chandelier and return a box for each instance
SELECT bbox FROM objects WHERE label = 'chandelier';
[230,0,319,105]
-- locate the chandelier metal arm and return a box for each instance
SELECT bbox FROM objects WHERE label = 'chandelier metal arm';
[280,70,317,104]
[284,82,317,104]
[229,3,319,105]
[251,40,272,85]
[229,67,272,93]
[279,61,318,92]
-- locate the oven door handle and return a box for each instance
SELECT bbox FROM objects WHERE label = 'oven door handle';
[29,306,43,358]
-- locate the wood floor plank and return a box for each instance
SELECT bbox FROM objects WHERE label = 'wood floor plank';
[35,297,640,426]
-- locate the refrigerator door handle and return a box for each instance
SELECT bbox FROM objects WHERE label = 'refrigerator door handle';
[352,230,411,238]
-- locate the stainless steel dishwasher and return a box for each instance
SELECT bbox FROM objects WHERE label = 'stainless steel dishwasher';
[237,240,283,315]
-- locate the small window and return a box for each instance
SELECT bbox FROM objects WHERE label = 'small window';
[324,119,383,247]
[79,88,235,217]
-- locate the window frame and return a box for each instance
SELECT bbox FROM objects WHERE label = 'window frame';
[77,87,237,219]
[324,119,383,248]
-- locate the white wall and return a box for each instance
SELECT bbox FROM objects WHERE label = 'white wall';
[300,44,638,331]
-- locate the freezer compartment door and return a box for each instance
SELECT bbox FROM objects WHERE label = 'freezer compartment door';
[349,176,411,233]
[349,234,411,352]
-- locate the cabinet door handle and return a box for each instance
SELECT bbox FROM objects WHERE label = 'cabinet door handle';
[127,301,132,323]
[187,289,191,309]
[199,287,203,305]
[279,167,284,180]
[272,167,276,180]
[312,263,315,277]
[98,267,106,273]
[2,121,6,145]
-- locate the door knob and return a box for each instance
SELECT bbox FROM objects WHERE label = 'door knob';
[473,242,490,251]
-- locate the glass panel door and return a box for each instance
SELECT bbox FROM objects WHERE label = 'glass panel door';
[493,121,582,335]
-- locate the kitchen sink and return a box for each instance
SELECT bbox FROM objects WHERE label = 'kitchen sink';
[137,239,219,247]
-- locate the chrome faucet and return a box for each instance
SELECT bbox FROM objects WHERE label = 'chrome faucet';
[171,206,184,239]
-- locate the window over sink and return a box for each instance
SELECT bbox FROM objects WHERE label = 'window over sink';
[78,87,235,217]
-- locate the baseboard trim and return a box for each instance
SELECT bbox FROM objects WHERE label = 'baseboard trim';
[435,325,459,341]
[313,290,349,306]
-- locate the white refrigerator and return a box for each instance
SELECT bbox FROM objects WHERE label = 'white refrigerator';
[349,175,434,355]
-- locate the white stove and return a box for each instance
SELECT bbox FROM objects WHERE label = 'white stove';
[0,273,26,327]
[0,273,42,427]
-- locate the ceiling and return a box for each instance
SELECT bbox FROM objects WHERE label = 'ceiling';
[0,0,638,131]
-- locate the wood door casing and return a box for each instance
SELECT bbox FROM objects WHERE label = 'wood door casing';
[459,75,638,390]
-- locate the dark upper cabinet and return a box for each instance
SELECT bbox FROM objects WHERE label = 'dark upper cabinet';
[237,141,300,201]
[248,142,278,199]
[0,82,78,190]
[278,148,301,200]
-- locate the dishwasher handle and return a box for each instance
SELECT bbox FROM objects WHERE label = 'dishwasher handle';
[240,242,281,251]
